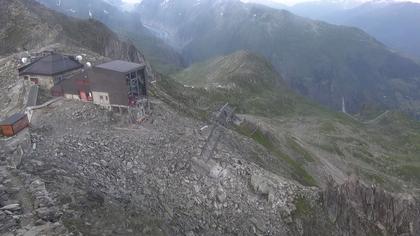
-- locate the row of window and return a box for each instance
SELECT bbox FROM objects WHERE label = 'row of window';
[99,95,109,102]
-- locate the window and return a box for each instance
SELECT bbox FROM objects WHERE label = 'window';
[54,76,63,84]
[100,95,103,101]
[105,96,108,101]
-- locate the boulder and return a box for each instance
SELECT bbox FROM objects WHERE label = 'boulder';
[0,203,20,211]
[35,207,61,222]
[250,174,275,202]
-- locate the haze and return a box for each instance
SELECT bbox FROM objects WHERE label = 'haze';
[122,0,420,6]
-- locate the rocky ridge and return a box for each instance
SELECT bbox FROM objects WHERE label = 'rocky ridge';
[0,0,144,63]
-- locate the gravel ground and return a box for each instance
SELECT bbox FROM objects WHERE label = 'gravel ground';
[1,99,311,235]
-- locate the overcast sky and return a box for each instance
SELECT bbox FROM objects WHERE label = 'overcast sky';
[121,0,420,6]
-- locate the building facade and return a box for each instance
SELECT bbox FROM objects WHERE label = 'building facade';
[52,60,147,111]
[18,52,84,89]
[0,113,29,137]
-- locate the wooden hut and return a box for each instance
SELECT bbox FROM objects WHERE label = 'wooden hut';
[0,113,29,137]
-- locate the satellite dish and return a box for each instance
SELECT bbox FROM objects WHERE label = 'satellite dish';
[75,55,83,62]
[86,62,92,68]
[21,57,28,64]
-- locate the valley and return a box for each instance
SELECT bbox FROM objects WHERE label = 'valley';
[167,51,420,193]
[136,0,420,118]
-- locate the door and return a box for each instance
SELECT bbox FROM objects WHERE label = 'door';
[79,91,88,101]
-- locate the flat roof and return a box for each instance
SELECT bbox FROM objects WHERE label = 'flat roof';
[0,113,27,126]
[95,60,145,73]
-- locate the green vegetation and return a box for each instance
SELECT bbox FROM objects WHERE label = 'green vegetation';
[286,136,315,162]
[161,50,420,192]
[171,51,331,118]
[363,171,385,185]
[395,165,420,183]
[319,122,337,134]
[236,122,317,187]
[318,141,344,157]
[293,196,314,218]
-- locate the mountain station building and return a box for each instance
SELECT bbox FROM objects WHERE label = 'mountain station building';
[51,60,147,111]
[18,52,84,89]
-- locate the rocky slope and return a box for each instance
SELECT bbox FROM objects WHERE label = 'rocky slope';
[2,91,420,235]
[137,0,420,117]
[1,69,420,235]
[35,0,185,73]
[1,98,307,235]
[0,0,146,64]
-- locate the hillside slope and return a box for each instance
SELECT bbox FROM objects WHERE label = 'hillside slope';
[173,50,315,116]
[323,1,420,61]
[288,1,420,61]
[137,0,420,117]
[169,50,420,194]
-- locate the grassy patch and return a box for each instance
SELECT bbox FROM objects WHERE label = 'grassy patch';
[236,122,317,187]
[348,148,375,165]
[293,196,313,218]
[395,165,420,183]
[286,136,315,162]
[319,122,337,134]
[363,171,385,185]
[318,141,344,156]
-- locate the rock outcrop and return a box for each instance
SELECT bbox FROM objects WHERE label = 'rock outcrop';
[0,0,150,70]
[323,176,420,236]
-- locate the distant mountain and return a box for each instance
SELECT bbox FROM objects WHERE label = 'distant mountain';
[286,1,420,61]
[36,0,185,73]
[0,0,145,63]
[289,0,365,19]
[241,0,288,9]
[321,1,420,61]
[137,0,420,117]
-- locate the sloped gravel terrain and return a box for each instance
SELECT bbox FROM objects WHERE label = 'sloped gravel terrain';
[1,99,316,235]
